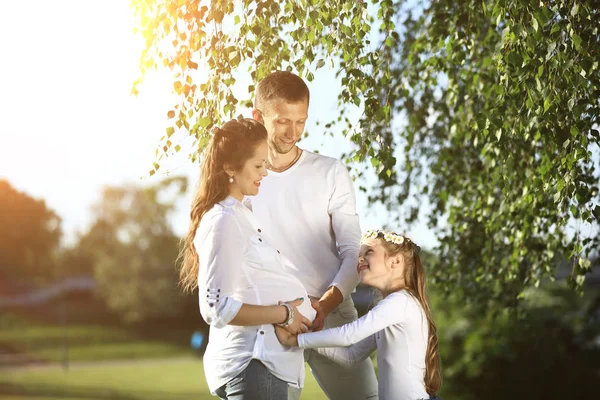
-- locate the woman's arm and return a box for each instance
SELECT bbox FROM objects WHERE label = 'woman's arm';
[197,211,310,333]
[231,298,310,332]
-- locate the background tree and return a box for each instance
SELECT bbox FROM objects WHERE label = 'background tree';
[133,0,599,306]
[433,280,600,399]
[0,179,62,286]
[88,176,193,323]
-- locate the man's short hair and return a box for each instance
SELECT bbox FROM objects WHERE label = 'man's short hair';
[255,71,310,111]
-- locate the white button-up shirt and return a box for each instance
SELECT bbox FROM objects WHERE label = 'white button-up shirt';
[196,196,316,394]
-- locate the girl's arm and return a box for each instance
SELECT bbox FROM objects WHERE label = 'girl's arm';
[313,334,377,366]
[276,325,376,365]
[298,292,406,348]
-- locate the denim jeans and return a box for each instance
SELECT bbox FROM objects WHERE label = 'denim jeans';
[289,296,379,400]
[215,359,288,400]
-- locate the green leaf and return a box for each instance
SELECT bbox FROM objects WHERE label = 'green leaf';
[546,42,556,60]
[570,3,579,17]
[316,59,325,69]
[234,15,240,25]
[531,15,539,32]
[572,33,582,51]
[570,126,579,137]
[166,127,175,137]
[543,97,552,113]
[198,117,211,128]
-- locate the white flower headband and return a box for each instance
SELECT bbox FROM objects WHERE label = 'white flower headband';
[361,229,421,253]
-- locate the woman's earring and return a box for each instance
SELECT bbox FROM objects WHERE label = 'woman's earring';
[229,176,234,183]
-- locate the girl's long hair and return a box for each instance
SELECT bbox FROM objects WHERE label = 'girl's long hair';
[378,232,442,395]
[178,118,267,292]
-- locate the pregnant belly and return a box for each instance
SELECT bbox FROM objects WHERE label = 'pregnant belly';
[238,277,317,323]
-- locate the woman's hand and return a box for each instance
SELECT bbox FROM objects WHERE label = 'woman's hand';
[275,325,299,347]
[280,298,312,335]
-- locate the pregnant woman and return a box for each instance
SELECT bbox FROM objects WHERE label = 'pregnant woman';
[178,117,316,400]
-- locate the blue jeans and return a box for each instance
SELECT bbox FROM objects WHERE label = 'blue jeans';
[215,359,288,400]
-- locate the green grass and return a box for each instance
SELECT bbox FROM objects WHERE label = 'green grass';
[0,304,195,363]
[0,357,327,399]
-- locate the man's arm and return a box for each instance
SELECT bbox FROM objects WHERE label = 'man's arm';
[328,161,362,298]
[312,161,362,331]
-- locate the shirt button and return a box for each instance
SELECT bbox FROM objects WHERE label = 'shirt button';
[277,250,280,254]
[258,228,262,233]
[258,238,262,242]
[259,330,265,335]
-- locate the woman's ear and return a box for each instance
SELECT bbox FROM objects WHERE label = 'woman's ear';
[223,164,235,177]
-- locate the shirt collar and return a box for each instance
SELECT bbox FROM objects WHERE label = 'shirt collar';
[219,195,253,212]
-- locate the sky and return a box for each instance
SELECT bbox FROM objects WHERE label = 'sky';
[0,0,437,250]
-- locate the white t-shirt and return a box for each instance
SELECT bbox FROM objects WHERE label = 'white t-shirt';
[196,196,316,394]
[298,291,430,400]
[252,150,361,298]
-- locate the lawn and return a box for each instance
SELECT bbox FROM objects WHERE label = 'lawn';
[0,357,327,399]
[0,296,196,364]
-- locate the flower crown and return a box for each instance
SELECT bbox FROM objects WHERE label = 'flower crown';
[361,229,421,253]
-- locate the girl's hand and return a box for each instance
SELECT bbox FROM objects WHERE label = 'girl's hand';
[275,325,299,347]
[281,298,312,335]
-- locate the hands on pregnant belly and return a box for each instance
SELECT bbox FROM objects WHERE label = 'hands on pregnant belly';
[279,297,317,335]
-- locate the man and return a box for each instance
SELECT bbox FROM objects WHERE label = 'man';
[251,71,378,400]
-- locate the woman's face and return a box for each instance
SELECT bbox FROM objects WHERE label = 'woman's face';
[228,140,269,200]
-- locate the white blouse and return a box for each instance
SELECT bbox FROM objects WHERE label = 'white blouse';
[298,291,430,400]
[196,196,316,394]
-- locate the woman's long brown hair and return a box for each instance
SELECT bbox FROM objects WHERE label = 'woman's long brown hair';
[178,118,267,292]
[379,232,442,395]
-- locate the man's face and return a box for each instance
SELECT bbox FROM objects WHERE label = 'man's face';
[257,99,308,155]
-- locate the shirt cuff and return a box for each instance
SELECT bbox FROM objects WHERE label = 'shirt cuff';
[298,333,307,348]
[208,297,243,329]
[329,279,358,300]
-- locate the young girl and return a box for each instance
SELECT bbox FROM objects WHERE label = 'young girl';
[276,229,442,400]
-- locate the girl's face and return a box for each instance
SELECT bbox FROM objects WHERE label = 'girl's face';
[228,140,269,200]
[357,238,403,291]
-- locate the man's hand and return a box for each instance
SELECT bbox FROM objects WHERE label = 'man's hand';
[311,286,344,332]
[274,325,299,347]
[310,297,326,332]
[280,298,312,335]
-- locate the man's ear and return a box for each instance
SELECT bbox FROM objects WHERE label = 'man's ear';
[251,108,263,123]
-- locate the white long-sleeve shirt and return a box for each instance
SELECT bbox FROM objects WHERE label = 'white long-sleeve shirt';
[298,291,430,400]
[196,196,316,394]
[252,150,361,299]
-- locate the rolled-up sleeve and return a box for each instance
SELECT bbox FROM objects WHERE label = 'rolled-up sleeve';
[328,161,361,299]
[196,211,244,328]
